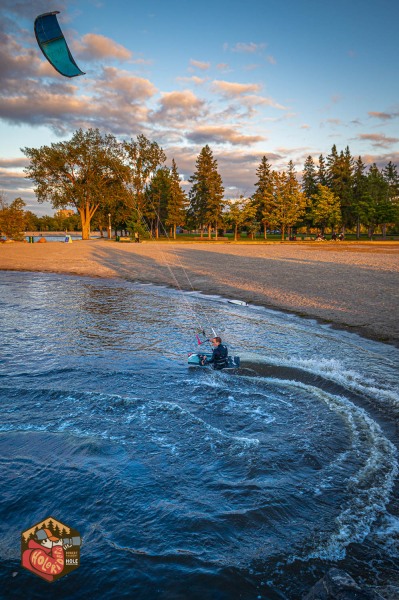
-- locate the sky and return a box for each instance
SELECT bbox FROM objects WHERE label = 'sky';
[1,0,398,215]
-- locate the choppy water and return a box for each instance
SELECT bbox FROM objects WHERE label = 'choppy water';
[0,271,398,599]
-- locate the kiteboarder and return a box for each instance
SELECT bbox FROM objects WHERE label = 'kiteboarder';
[200,337,229,370]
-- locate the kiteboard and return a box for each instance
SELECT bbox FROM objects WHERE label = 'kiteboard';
[188,352,240,368]
[228,299,248,306]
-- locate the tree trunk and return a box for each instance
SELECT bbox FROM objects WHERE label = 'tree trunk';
[356,216,360,240]
[215,220,218,240]
[234,224,238,241]
[281,225,285,241]
[208,224,211,239]
[382,223,387,239]
[264,223,267,239]
[173,224,176,240]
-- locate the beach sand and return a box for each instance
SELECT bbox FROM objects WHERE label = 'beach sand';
[1,239,399,346]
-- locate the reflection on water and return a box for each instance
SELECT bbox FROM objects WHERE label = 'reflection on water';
[0,271,398,599]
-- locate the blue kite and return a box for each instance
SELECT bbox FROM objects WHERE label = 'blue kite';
[34,11,85,78]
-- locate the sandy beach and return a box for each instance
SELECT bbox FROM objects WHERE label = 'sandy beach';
[1,239,399,346]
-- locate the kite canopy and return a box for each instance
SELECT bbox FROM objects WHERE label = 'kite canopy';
[34,11,85,78]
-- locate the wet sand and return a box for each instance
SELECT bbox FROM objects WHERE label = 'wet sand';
[1,239,399,346]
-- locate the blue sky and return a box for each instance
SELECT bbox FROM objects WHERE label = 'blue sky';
[1,0,398,215]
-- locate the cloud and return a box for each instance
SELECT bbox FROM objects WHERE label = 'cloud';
[176,75,206,85]
[357,133,399,148]
[99,67,157,100]
[225,42,266,54]
[74,33,132,61]
[189,59,210,71]
[151,90,207,125]
[212,80,262,98]
[186,125,265,146]
[240,95,287,110]
[216,63,230,71]
[0,157,29,168]
[266,55,276,65]
[368,111,399,121]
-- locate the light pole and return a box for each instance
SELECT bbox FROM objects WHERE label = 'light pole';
[108,213,111,239]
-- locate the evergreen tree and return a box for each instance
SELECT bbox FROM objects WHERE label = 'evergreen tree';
[145,167,172,237]
[325,145,355,231]
[188,145,224,239]
[310,184,342,234]
[352,156,368,238]
[270,164,308,240]
[166,159,188,239]
[359,164,388,238]
[252,156,274,238]
[382,161,399,237]
[317,154,328,186]
[326,144,339,187]
[302,155,318,233]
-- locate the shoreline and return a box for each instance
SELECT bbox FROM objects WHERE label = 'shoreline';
[1,239,399,347]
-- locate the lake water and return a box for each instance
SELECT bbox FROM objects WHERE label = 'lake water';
[0,271,398,599]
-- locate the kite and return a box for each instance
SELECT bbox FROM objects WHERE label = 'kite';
[34,11,85,78]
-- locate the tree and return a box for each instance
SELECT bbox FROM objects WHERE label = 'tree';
[382,161,399,237]
[302,155,318,232]
[252,156,274,238]
[327,146,354,231]
[352,156,369,238]
[268,166,308,240]
[122,134,166,218]
[166,159,188,239]
[317,154,328,186]
[22,128,127,239]
[188,145,224,239]
[310,184,342,234]
[356,164,387,238]
[146,167,172,237]
[0,196,26,240]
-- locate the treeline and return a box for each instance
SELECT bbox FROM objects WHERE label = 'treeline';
[0,194,81,239]
[12,128,399,241]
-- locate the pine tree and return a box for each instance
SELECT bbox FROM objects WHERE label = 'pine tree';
[145,167,171,237]
[382,161,399,237]
[326,145,354,231]
[352,156,368,238]
[360,164,388,238]
[302,155,318,233]
[252,156,275,238]
[166,159,188,239]
[270,164,308,240]
[310,184,342,234]
[317,154,328,186]
[188,145,224,239]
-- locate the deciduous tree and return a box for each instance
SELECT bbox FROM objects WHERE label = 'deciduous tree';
[22,129,127,239]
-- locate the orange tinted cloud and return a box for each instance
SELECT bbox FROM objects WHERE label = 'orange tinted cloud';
[74,33,132,61]
[187,125,265,145]
[212,80,262,97]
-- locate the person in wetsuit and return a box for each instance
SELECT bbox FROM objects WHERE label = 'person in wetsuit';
[201,337,229,370]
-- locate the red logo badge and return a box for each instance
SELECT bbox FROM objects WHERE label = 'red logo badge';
[21,517,81,582]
